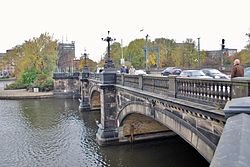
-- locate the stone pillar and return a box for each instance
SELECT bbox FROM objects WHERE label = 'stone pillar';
[168,75,177,97]
[231,77,250,99]
[138,74,143,90]
[96,84,118,145]
[79,80,90,112]
[100,69,116,84]
[121,74,125,86]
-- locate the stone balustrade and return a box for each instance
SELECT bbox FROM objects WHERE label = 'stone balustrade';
[116,74,250,108]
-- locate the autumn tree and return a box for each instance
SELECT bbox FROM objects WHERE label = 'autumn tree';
[239,29,250,65]
[5,33,58,91]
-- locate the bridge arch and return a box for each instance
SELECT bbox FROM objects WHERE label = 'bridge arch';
[89,85,101,110]
[117,102,215,162]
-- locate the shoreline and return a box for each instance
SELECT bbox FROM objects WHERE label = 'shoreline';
[0,89,53,100]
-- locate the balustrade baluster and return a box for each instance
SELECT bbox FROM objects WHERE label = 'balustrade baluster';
[201,81,205,100]
[204,81,208,101]
[216,84,220,103]
[220,83,224,104]
[194,80,198,98]
[224,84,229,101]
[184,80,187,97]
[187,80,190,97]
[208,82,212,102]
[191,80,195,98]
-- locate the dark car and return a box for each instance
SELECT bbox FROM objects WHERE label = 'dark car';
[244,67,250,77]
[201,68,230,79]
[161,67,182,76]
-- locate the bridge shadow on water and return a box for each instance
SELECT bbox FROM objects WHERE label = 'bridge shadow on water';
[79,110,209,167]
[99,132,209,167]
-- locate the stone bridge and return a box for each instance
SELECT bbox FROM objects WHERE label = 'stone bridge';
[53,72,250,163]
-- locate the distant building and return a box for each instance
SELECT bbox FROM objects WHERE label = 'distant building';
[204,49,237,68]
[57,41,75,72]
[0,52,15,76]
[0,53,5,71]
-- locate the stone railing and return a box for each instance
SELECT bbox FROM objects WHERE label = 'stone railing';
[53,72,80,79]
[176,78,232,107]
[115,74,250,108]
[89,72,101,81]
[117,74,170,96]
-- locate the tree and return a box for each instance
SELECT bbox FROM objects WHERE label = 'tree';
[154,38,176,67]
[4,33,58,90]
[181,38,198,68]
[110,42,122,68]
[126,39,145,68]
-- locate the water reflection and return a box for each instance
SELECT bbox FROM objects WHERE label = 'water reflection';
[0,98,208,167]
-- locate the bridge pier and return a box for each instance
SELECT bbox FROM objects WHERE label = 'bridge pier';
[96,84,119,145]
[79,77,90,112]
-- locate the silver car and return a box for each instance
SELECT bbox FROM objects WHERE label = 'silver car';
[179,70,213,79]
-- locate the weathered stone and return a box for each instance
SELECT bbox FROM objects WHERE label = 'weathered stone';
[210,113,250,167]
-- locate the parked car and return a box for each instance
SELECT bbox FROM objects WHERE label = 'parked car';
[244,67,250,77]
[161,67,175,76]
[161,67,182,76]
[179,70,213,79]
[201,68,230,79]
[135,69,147,75]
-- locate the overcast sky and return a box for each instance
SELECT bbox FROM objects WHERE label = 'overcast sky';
[0,0,249,62]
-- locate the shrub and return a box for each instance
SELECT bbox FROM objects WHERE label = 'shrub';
[5,81,27,90]
[34,74,54,91]
[21,68,37,85]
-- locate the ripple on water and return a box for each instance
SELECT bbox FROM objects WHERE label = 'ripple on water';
[0,99,209,167]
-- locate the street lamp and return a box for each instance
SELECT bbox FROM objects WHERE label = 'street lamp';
[101,31,116,70]
[144,34,149,72]
[81,49,89,80]
[197,37,200,68]
[79,49,90,112]
[100,31,117,84]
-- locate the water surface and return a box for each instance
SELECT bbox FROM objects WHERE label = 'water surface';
[0,98,208,167]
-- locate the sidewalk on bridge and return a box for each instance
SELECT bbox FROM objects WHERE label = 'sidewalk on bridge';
[0,89,53,100]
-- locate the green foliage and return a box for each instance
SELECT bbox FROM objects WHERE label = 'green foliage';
[21,68,37,85]
[34,74,53,91]
[126,39,145,68]
[5,80,27,90]
[110,42,122,68]
[79,57,97,72]
[100,37,202,69]
[3,33,57,91]
[238,49,250,64]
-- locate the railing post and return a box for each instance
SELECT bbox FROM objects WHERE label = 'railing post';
[138,74,143,90]
[231,78,250,99]
[121,74,125,86]
[168,75,177,97]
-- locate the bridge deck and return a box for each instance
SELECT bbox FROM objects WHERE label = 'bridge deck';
[116,85,225,121]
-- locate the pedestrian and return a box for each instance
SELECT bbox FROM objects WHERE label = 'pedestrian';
[129,66,135,74]
[125,66,129,74]
[120,65,126,73]
[231,59,244,78]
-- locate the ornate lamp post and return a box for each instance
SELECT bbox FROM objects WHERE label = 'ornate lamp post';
[79,49,90,112]
[82,49,89,80]
[96,31,118,145]
[143,34,149,72]
[100,31,117,84]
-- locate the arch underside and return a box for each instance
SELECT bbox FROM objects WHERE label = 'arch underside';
[117,102,216,162]
[120,113,174,139]
[89,85,101,110]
